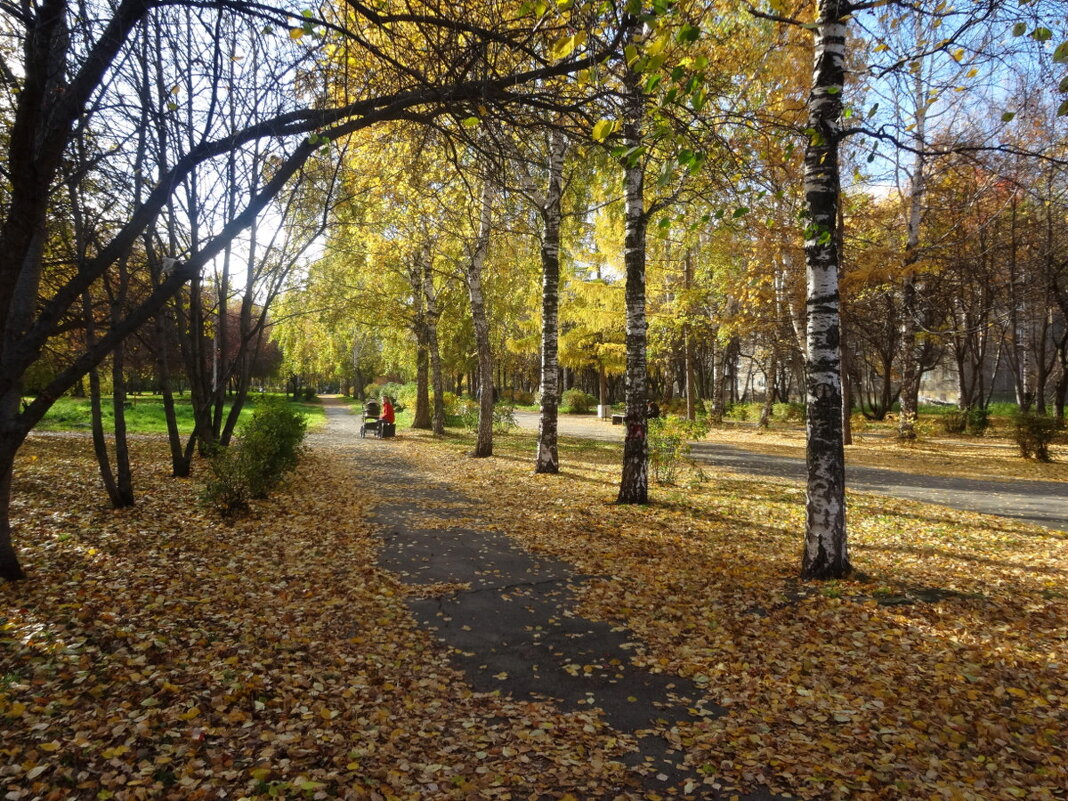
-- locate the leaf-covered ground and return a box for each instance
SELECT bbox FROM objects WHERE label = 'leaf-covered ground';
[2,427,1066,800]
[392,429,1068,801]
[1,436,631,800]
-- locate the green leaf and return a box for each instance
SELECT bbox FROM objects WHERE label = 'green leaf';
[867,102,880,118]
[1058,99,1068,117]
[676,24,700,44]
[825,86,841,95]
[1001,111,1016,122]
[624,44,640,67]
[1058,76,1068,93]
[461,116,480,128]
[1030,27,1053,42]
[1012,22,1027,36]
[732,207,750,219]
[1053,41,1068,63]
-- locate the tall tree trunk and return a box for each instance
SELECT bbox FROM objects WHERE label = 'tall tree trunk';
[466,178,496,458]
[423,254,446,435]
[412,326,432,429]
[0,438,22,580]
[536,131,566,474]
[83,292,122,506]
[684,249,697,421]
[800,0,851,581]
[109,259,135,507]
[759,351,777,429]
[110,342,134,507]
[897,31,929,441]
[710,336,725,423]
[617,60,649,505]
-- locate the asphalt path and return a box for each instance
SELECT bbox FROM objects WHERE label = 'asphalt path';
[513,411,1068,533]
[319,401,780,799]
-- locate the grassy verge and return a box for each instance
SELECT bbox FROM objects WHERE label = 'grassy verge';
[389,426,1068,801]
[27,393,326,434]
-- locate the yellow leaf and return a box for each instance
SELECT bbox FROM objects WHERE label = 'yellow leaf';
[289,28,304,40]
[39,742,61,752]
[178,706,200,720]
[592,119,616,142]
[8,701,26,717]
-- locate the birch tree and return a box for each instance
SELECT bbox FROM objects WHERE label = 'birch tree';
[535,132,568,473]
[798,0,851,579]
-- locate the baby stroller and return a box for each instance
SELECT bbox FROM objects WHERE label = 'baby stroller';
[359,400,380,438]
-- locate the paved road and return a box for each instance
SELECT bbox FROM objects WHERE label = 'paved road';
[514,411,1068,532]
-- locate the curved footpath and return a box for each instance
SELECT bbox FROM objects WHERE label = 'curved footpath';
[313,399,780,801]
[512,411,1068,533]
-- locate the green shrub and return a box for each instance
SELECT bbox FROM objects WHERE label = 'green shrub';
[457,401,518,434]
[201,398,308,515]
[965,407,989,436]
[241,399,308,497]
[1012,412,1061,461]
[501,389,536,405]
[440,391,460,418]
[773,402,805,422]
[562,389,596,414]
[649,416,693,485]
[201,446,253,516]
[940,407,989,436]
[726,402,762,422]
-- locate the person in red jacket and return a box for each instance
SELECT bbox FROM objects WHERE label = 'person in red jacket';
[380,396,395,425]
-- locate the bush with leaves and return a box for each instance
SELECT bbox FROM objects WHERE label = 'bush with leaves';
[458,401,518,434]
[648,415,706,485]
[201,446,254,517]
[562,389,596,414]
[940,407,989,436]
[725,402,753,422]
[201,398,308,515]
[773,402,805,422]
[1012,412,1061,461]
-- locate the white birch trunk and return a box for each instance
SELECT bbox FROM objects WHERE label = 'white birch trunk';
[617,65,649,504]
[898,61,927,440]
[536,131,567,473]
[801,0,852,580]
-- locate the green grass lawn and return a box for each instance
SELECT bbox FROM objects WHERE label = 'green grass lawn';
[27,393,325,434]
